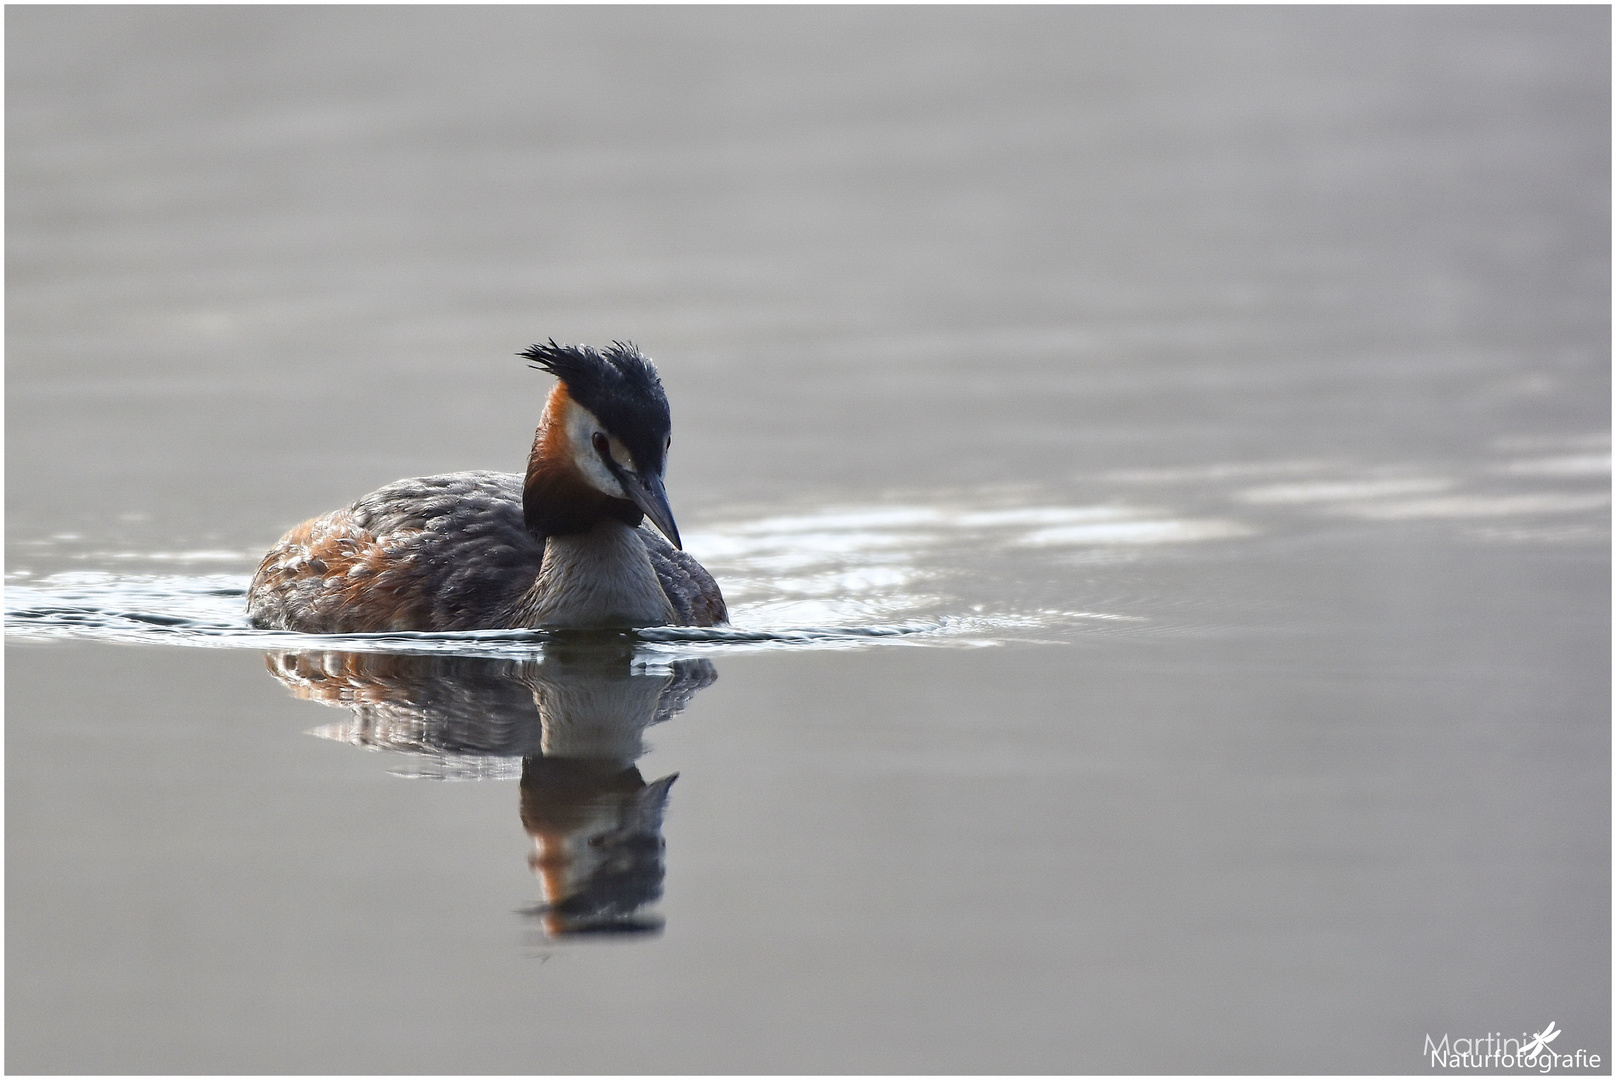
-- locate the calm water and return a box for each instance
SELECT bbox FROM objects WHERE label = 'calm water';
[7,7,1610,1073]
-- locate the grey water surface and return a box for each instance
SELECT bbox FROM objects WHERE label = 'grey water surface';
[6,7,1610,1074]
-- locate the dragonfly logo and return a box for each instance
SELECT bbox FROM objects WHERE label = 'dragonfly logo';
[1522,1022,1561,1066]
[1424,1022,1600,1072]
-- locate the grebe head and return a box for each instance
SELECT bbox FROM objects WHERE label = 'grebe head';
[521,340,682,548]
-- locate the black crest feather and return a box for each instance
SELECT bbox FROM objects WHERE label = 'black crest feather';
[521,340,671,468]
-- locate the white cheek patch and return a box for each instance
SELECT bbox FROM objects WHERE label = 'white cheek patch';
[606,434,634,472]
[563,400,628,499]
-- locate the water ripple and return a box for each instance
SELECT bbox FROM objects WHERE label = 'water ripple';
[9,447,1604,657]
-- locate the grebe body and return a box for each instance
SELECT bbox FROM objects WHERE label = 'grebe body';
[246,342,726,633]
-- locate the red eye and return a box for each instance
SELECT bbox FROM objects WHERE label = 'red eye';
[591,432,609,457]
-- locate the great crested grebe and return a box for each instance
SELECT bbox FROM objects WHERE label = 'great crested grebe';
[246,341,726,632]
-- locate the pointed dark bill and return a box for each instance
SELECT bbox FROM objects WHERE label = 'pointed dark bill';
[621,468,682,549]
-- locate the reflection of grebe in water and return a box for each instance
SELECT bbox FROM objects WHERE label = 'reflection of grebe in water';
[265,644,715,935]
[519,759,676,937]
[247,341,726,632]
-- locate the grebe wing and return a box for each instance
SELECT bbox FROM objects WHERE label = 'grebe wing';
[637,526,728,627]
[248,471,543,633]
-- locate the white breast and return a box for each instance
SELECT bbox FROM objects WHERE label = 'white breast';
[511,518,676,629]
